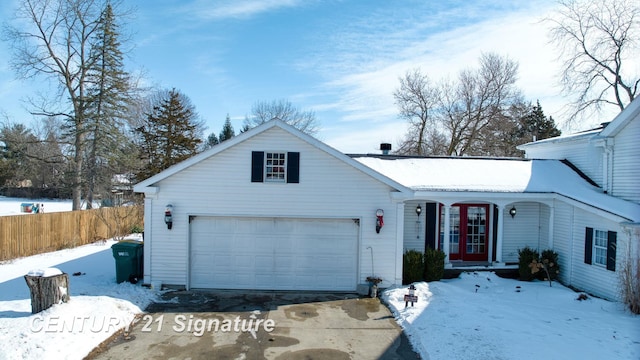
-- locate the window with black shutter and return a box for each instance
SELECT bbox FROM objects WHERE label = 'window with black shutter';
[251,151,300,184]
[584,226,617,272]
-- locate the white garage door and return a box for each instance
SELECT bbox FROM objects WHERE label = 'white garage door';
[189,217,359,291]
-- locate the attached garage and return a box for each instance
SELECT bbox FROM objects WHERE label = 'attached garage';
[189,217,360,291]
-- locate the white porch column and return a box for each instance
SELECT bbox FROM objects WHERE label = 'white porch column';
[495,205,504,263]
[143,195,154,285]
[395,202,405,286]
[443,204,451,266]
[548,203,555,249]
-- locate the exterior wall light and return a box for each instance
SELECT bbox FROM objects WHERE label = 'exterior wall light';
[164,204,174,229]
[376,209,384,233]
[416,205,422,216]
[509,206,517,218]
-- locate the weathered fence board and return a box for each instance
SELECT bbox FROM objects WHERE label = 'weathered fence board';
[0,206,143,261]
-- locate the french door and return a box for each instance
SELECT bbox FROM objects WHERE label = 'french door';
[439,204,489,261]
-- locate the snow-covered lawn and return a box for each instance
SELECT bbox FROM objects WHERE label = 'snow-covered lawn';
[0,196,73,216]
[383,273,640,360]
[0,235,158,360]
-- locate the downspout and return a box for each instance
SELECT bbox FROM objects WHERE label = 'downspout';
[605,139,614,194]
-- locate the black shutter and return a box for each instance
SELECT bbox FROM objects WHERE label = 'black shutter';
[287,152,300,183]
[606,231,617,271]
[251,151,264,182]
[424,203,437,250]
[584,227,593,265]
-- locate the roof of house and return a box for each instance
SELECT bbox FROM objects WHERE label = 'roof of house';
[352,155,640,222]
[597,97,640,138]
[519,97,640,150]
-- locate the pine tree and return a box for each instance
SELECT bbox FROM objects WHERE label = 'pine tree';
[204,133,219,149]
[84,2,132,208]
[517,100,562,143]
[219,114,235,142]
[135,89,204,180]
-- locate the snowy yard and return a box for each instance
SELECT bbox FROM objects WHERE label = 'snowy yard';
[0,197,73,216]
[383,273,640,360]
[0,236,158,360]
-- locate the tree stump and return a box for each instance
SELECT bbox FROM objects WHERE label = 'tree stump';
[24,271,70,314]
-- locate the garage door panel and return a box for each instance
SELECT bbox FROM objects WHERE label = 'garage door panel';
[190,217,358,290]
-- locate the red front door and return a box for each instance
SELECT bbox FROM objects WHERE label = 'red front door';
[440,204,489,261]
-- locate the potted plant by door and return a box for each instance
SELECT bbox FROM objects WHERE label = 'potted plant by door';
[366,276,383,298]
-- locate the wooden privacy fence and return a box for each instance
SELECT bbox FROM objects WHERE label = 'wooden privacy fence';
[0,205,143,261]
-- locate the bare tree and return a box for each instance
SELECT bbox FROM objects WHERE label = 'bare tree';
[393,69,440,156]
[245,99,320,136]
[547,0,639,119]
[3,0,105,210]
[443,53,520,156]
[395,53,520,156]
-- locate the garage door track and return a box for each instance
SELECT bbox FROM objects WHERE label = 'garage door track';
[88,290,420,360]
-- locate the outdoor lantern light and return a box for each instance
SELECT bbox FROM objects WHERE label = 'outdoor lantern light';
[416,205,422,216]
[376,209,384,234]
[509,206,517,218]
[164,204,174,230]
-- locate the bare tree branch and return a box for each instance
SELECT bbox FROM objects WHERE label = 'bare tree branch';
[547,0,639,121]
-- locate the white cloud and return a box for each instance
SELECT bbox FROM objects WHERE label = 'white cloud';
[303,1,618,151]
[185,0,304,21]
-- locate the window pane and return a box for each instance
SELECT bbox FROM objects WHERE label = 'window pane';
[593,230,608,266]
[265,152,286,182]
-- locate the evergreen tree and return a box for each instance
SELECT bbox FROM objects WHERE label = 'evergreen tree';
[204,132,219,149]
[135,89,204,180]
[219,114,235,142]
[4,0,116,210]
[84,2,132,208]
[517,100,562,143]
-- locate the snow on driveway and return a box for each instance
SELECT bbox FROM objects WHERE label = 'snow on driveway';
[383,272,640,360]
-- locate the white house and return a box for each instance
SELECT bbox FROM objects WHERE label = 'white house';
[134,120,410,291]
[135,110,640,300]
[517,97,640,300]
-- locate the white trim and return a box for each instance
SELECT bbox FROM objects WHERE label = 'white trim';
[395,202,405,285]
[597,97,640,138]
[495,205,505,263]
[143,196,153,285]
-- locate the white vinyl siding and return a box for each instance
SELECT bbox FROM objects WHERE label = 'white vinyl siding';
[552,201,573,285]
[403,200,425,253]
[569,208,621,300]
[611,116,640,203]
[522,137,603,187]
[502,202,543,263]
[144,127,400,288]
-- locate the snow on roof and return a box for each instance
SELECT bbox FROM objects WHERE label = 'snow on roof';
[517,128,602,149]
[354,156,640,222]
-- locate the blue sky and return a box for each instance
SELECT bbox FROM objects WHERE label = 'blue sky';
[0,0,614,153]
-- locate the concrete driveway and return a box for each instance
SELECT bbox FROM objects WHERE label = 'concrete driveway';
[87,290,420,360]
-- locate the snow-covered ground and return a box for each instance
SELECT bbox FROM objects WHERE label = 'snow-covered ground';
[0,235,158,360]
[0,197,73,216]
[383,273,640,360]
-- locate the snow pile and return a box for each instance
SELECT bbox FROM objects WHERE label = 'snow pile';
[382,272,640,360]
[0,237,158,360]
[26,268,63,277]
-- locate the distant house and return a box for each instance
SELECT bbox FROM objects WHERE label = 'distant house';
[135,107,639,300]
